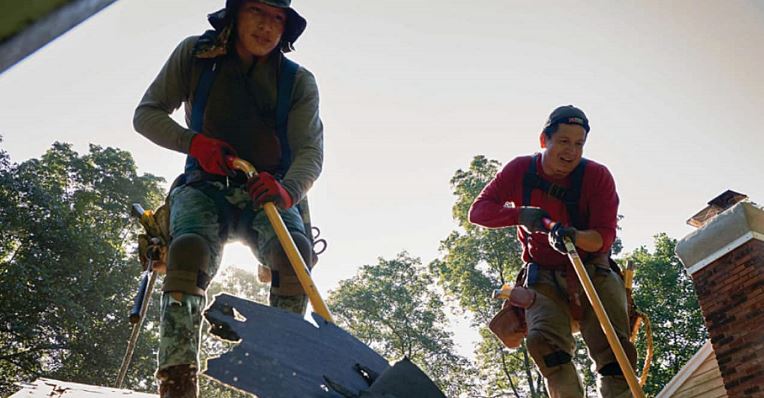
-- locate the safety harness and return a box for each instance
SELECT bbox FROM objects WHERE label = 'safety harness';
[177,38,324,259]
[184,53,299,181]
[522,153,588,229]
[522,153,589,320]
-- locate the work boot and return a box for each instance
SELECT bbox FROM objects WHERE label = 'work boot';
[600,375,631,398]
[157,364,198,398]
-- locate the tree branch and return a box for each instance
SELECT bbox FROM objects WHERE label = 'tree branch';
[521,343,537,397]
[0,344,66,362]
[498,347,520,398]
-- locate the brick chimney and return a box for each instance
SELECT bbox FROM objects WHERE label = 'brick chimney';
[675,191,764,397]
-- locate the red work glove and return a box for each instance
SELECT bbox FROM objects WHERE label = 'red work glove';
[188,134,237,177]
[247,172,293,209]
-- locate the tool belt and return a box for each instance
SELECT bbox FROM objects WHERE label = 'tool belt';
[136,203,171,272]
[489,254,627,349]
[539,262,585,321]
[168,171,327,270]
[489,269,534,349]
[184,167,248,187]
[530,253,619,322]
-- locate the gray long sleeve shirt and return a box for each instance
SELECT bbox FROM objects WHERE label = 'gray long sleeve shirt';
[133,36,323,203]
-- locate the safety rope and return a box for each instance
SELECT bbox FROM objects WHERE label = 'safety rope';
[624,261,653,387]
[630,312,654,387]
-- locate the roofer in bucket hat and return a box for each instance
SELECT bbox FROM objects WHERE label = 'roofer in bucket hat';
[470,105,637,397]
[133,1,322,396]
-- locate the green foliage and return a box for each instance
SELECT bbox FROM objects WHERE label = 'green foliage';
[624,234,707,396]
[612,214,624,256]
[0,140,165,394]
[206,265,268,304]
[0,141,710,398]
[573,335,596,397]
[473,330,550,397]
[432,156,523,323]
[327,252,478,397]
[430,155,547,396]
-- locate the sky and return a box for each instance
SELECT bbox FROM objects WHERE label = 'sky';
[2,0,763,357]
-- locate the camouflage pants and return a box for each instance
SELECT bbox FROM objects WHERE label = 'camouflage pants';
[524,261,637,398]
[158,180,310,371]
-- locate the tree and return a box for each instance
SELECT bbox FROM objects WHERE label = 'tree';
[0,140,165,394]
[430,155,547,397]
[623,233,707,396]
[327,252,478,397]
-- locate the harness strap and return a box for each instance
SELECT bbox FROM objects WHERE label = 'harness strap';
[180,49,320,255]
[275,57,299,179]
[190,61,217,133]
[522,154,588,229]
[184,54,300,179]
[522,153,589,320]
[184,59,219,176]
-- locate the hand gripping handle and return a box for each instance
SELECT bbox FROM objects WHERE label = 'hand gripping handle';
[226,156,335,323]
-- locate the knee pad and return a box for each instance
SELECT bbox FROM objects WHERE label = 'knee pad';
[163,233,210,296]
[590,334,637,371]
[598,362,623,376]
[265,233,312,296]
[543,350,572,368]
[527,333,582,395]
[527,331,573,376]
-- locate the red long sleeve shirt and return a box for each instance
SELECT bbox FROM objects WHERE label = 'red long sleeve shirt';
[469,154,619,268]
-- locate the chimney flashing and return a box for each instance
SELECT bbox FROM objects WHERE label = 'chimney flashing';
[686,190,748,228]
[676,202,764,275]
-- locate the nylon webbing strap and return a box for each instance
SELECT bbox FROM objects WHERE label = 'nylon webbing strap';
[522,153,590,321]
[184,56,299,177]
[185,59,219,173]
[522,154,588,229]
[191,60,217,132]
[275,57,299,178]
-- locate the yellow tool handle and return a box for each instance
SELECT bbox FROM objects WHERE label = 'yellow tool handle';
[563,237,644,397]
[623,260,635,290]
[492,283,513,300]
[229,157,334,323]
[623,268,634,291]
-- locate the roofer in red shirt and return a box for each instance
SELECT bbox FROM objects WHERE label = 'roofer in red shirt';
[470,105,637,397]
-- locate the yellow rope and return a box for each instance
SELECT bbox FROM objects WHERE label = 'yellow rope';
[624,261,653,388]
[633,313,653,387]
